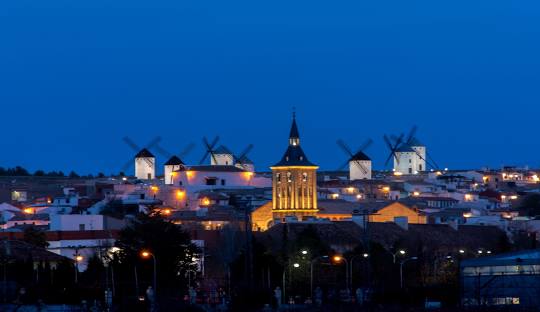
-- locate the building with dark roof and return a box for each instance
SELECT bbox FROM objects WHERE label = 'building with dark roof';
[135,148,156,180]
[460,249,540,308]
[270,113,318,218]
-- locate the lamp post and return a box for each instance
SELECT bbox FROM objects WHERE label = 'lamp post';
[282,262,300,305]
[350,253,369,288]
[400,257,418,289]
[390,249,406,263]
[332,255,350,290]
[310,255,329,300]
[140,250,157,296]
[74,251,83,284]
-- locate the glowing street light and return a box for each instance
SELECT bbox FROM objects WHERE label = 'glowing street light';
[74,252,84,283]
[140,250,157,295]
[332,255,350,289]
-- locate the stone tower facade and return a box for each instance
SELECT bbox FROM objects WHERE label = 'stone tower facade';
[271,113,318,220]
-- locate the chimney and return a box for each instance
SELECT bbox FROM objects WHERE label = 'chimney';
[394,216,409,230]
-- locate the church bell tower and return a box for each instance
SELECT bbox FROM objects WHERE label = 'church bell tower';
[271,113,318,220]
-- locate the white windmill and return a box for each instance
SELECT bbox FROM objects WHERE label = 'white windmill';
[337,139,373,180]
[121,136,161,180]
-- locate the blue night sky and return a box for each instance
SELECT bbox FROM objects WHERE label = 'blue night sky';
[1,0,539,175]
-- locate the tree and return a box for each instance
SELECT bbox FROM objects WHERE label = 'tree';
[34,170,45,176]
[68,171,80,178]
[115,209,199,291]
[23,226,49,248]
[518,193,540,217]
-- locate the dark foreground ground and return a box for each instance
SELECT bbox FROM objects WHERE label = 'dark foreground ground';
[0,303,538,312]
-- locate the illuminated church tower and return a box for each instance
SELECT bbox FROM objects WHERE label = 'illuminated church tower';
[271,113,318,220]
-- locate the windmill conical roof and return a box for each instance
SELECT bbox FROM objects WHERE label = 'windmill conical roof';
[135,148,154,158]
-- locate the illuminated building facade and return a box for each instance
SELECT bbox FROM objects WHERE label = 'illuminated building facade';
[271,113,318,220]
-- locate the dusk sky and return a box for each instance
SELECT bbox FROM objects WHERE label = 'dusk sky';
[1,0,539,175]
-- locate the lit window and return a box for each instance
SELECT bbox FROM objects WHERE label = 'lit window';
[302,173,308,182]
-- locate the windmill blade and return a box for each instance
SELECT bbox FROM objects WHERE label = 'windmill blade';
[353,160,369,175]
[426,152,440,170]
[357,138,373,153]
[143,157,154,168]
[383,135,394,150]
[123,136,141,152]
[200,136,220,164]
[199,150,210,165]
[207,137,219,165]
[235,144,254,164]
[337,159,350,171]
[405,125,418,145]
[153,143,173,159]
[121,159,134,173]
[336,139,354,157]
[179,143,196,158]
[206,136,220,150]
[384,135,400,166]
[145,136,162,149]
[383,136,395,166]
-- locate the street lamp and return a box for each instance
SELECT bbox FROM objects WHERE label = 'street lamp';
[332,255,350,290]
[388,249,406,263]
[140,250,157,296]
[350,253,369,288]
[310,255,329,300]
[282,262,301,304]
[400,257,418,289]
[74,253,83,283]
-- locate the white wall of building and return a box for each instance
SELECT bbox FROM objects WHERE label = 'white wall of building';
[394,151,417,174]
[411,145,426,172]
[164,164,182,185]
[350,160,372,180]
[211,153,235,166]
[135,157,155,180]
[50,214,106,231]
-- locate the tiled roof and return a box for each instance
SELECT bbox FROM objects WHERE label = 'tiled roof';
[273,145,316,167]
[0,240,68,262]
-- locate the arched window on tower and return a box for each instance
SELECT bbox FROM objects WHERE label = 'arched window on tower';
[302,172,308,182]
[287,172,292,183]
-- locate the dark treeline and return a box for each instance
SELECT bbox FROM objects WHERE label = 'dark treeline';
[0,166,109,179]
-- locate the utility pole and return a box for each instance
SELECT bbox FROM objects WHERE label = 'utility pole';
[240,198,254,289]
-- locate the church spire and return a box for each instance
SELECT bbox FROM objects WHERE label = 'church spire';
[289,110,300,146]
